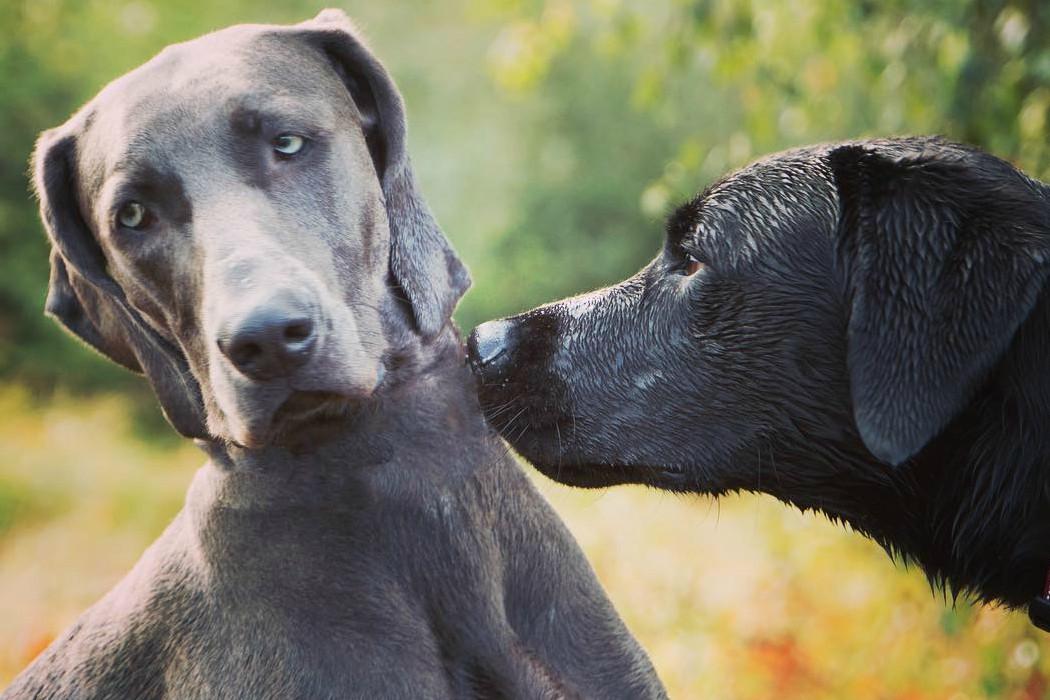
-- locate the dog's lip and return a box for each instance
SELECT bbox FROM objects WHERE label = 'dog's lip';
[273,390,356,423]
[230,390,358,450]
[281,362,386,415]
[529,458,690,489]
[493,419,692,489]
[233,364,386,448]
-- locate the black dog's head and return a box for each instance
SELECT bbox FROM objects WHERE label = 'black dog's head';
[33,10,469,448]
[469,138,1050,496]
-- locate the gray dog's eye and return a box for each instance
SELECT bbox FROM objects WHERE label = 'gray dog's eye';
[117,202,149,230]
[272,134,305,156]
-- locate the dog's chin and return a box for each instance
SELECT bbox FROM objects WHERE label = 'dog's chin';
[269,391,359,447]
[228,390,367,450]
[531,457,694,490]
[220,361,387,450]
[506,429,695,491]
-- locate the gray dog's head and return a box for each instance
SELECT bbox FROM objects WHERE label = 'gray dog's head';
[33,10,469,448]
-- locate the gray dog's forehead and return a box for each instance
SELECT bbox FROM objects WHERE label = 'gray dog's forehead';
[73,22,348,182]
[95,23,334,107]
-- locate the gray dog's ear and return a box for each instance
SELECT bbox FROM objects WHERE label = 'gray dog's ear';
[830,140,1050,466]
[33,129,208,439]
[46,250,141,372]
[301,10,470,338]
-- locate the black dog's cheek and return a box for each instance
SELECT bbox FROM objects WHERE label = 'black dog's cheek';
[476,284,724,485]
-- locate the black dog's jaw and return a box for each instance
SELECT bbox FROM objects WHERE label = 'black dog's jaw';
[470,137,1050,608]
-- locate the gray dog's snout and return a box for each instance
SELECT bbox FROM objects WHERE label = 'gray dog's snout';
[468,319,516,378]
[218,294,318,381]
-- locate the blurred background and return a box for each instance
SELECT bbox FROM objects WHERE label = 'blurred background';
[2,0,1049,697]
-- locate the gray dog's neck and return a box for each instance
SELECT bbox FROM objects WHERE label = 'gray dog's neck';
[190,330,494,510]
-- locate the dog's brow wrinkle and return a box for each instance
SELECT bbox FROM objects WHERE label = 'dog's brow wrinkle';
[230,105,263,135]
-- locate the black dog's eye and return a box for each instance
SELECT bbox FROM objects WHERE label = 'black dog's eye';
[116,201,151,230]
[676,252,709,277]
[683,253,705,276]
[272,134,306,157]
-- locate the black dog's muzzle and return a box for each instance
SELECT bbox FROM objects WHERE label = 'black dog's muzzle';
[467,319,516,381]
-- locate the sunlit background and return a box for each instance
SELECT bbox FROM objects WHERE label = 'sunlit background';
[2,1,1049,697]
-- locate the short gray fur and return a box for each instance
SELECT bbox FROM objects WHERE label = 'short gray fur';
[5,10,665,699]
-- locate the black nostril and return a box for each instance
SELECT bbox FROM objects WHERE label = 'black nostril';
[468,319,515,374]
[218,303,318,381]
[283,319,313,344]
[229,340,263,369]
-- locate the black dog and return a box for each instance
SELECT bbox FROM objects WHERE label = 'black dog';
[469,137,1050,615]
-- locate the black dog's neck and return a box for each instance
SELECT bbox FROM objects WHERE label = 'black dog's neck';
[192,328,497,506]
[909,295,1050,607]
[827,294,1050,608]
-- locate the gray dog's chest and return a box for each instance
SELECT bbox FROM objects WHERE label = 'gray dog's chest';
[5,449,666,700]
[161,584,452,699]
[24,483,512,699]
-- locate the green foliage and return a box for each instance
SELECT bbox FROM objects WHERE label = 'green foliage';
[2,4,1049,694]
[472,0,1050,321]
[4,0,1049,397]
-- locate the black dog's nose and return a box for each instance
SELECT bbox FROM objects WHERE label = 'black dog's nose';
[468,319,515,376]
[218,297,317,381]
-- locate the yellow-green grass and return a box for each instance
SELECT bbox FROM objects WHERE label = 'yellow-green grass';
[0,386,1045,698]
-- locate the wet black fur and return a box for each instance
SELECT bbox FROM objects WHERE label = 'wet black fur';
[471,137,1050,608]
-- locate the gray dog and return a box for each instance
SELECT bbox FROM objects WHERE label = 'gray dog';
[4,10,666,699]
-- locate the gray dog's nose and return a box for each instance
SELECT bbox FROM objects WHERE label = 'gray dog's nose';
[468,319,515,377]
[218,296,317,381]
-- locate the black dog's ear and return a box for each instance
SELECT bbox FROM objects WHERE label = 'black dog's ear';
[831,139,1050,465]
[33,128,208,439]
[301,9,470,338]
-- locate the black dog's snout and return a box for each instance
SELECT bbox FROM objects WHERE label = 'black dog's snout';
[468,319,516,377]
[218,295,318,381]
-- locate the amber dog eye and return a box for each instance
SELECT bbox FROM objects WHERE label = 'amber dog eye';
[116,201,150,230]
[272,134,306,156]
[683,253,705,276]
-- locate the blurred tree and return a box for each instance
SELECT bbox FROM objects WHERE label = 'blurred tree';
[473,0,1050,324]
[0,0,511,407]
[2,3,1050,696]
[3,0,1049,406]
